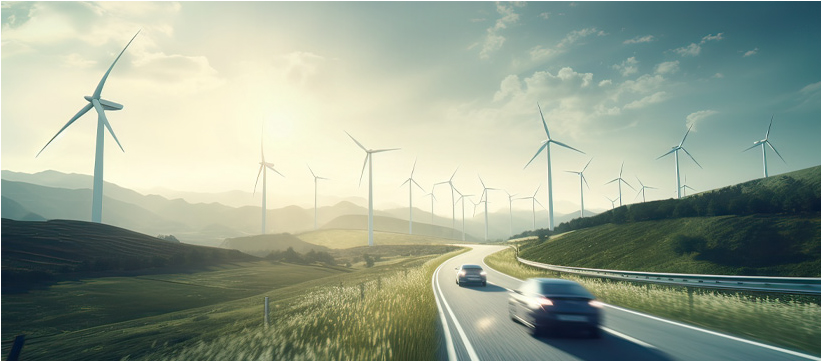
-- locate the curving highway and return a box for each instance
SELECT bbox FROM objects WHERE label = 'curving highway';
[433,245,819,361]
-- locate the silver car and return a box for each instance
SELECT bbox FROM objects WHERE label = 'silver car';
[455,264,487,286]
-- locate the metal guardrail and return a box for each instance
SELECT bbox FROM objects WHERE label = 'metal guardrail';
[516,256,821,295]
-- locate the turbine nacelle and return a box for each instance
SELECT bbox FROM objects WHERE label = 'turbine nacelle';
[84,96,123,111]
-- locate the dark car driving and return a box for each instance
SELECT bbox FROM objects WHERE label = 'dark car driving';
[508,278,603,338]
[455,264,487,286]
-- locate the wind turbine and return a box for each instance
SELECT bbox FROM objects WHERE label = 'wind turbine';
[606,162,635,207]
[657,124,702,199]
[424,191,437,226]
[455,189,474,241]
[566,158,592,218]
[400,159,425,234]
[347,131,399,247]
[504,190,517,238]
[680,174,696,197]
[307,164,329,230]
[605,195,618,210]
[634,176,657,203]
[254,135,284,235]
[524,103,584,230]
[516,185,545,230]
[743,115,786,178]
[434,167,459,229]
[36,31,140,223]
[478,175,498,241]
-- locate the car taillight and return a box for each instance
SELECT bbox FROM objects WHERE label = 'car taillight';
[588,300,604,308]
[538,297,553,307]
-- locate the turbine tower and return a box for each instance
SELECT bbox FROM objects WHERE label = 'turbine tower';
[504,190,517,238]
[516,185,544,230]
[524,103,584,230]
[606,162,635,207]
[455,189,474,242]
[424,191,437,226]
[743,115,786,178]
[254,135,284,235]
[36,31,140,223]
[657,124,702,199]
[478,175,497,241]
[307,164,329,230]
[400,159,425,234]
[634,176,657,203]
[566,158,592,218]
[346,131,399,247]
[434,167,459,229]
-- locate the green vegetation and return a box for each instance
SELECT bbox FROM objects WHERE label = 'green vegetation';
[297,229,456,249]
[221,233,332,257]
[518,215,819,277]
[485,248,820,355]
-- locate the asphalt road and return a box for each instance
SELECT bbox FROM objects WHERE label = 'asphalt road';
[433,245,819,361]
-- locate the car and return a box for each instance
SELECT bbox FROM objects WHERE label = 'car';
[455,264,487,286]
[508,278,603,338]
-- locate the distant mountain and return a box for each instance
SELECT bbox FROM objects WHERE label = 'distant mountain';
[1,196,45,221]
[221,234,331,257]
[320,214,476,241]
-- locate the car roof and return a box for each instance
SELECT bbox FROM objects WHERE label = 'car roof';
[460,264,483,269]
[532,278,580,285]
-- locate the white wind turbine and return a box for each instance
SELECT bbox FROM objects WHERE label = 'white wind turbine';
[657,124,702,199]
[254,135,284,235]
[400,159,425,234]
[346,131,399,247]
[605,195,618,210]
[36,31,140,223]
[566,158,592,218]
[455,188,474,241]
[478,175,498,241]
[516,185,545,230]
[606,162,635,207]
[307,164,329,231]
[525,103,584,230]
[504,190,517,238]
[680,174,696,197]
[634,176,657,203]
[434,167,459,229]
[424,191,437,226]
[743,115,786,178]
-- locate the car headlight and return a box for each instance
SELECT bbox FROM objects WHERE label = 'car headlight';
[480,271,487,276]
[458,271,466,276]
[589,300,604,308]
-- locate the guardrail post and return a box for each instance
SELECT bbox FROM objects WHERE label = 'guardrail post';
[264,297,270,328]
[7,334,24,361]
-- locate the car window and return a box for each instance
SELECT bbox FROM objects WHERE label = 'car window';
[539,282,594,298]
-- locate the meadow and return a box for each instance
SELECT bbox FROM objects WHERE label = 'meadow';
[485,247,821,355]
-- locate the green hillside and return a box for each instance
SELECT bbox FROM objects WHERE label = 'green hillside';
[221,233,331,257]
[297,228,458,249]
[320,214,471,241]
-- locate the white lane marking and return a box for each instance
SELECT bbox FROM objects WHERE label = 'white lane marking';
[432,263,456,361]
[604,303,820,361]
[601,327,658,349]
[482,250,820,361]
[433,254,480,361]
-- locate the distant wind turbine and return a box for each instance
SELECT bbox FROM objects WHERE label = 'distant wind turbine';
[478,175,498,241]
[307,164,329,230]
[525,103,584,231]
[347,132,399,247]
[634,176,657,203]
[36,31,140,223]
[680,174,696,197]
[254,135,284,235]
[400,159,425,234]
[516,185,545,230]
[605,195,618,210]
[743,115,786,178]
[657,124,702,199]
[605,162,635,207]
[424,191,437,227]
[434,167,459,229]
[566,158,592,218]
[504,191,517,238]
[455,189,474,241]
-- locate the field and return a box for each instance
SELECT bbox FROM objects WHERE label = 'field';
[485,247,821,355]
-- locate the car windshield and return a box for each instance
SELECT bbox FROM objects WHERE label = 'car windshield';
[538,282,594,298]
[461,265,482,270]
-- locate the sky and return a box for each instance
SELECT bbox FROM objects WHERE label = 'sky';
[2,1,820,219]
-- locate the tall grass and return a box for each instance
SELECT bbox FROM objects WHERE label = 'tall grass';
[485,247,820,355]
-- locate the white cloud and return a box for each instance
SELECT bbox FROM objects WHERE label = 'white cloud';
[479,2,522,59]
[654,60,680,74]
[531,27,605,62]
[598,79,612,87]
[685,110,718,130]
[60,53,97,68]
[713,73,724,78]
[612,56,639,77]
[743,47,758,57]
[674,43,701,57]
[539,12,551,19]
[700,33,723,43]
[130,51,224,95]
[623,91,668,110]
[493,74,523,102]
[623,35,655,44]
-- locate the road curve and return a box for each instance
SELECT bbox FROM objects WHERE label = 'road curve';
[433,245,819,361]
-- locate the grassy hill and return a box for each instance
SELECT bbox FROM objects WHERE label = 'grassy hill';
[1,219,257,292]
[297,228,460,249]
[320,214,474,241]
[221,233,332,257]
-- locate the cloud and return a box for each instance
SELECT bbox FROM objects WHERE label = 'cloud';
[130,51,224,95]
[713,73,724,78]
[654,61,680,74]
[685,110,718,130]
[623,91,668,110]
[623,35,655,44]
[494,74,524,102]
[700,33,723,43]
[612,57,639,77]
[60,53,97,68]
[275,51,327,86]
[674,43,701,57]
[743,47,758,57]
[479,2,522,59]
[531,27,605,62]
[539,12,551,19]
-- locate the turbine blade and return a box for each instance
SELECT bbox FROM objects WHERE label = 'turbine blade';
[37,102,94,157]
[401,178,411,187]
[605,178,619,185]
[478,174,486,189]
[524,143,548,169]
[412,179,425,192]
[622,179,636,191]
[582,157,593,172]
[253,164,263,195]
[679,124,693,147]
[308,164,317,178]
[359,154,368,187]
[345,131,368,152]
[656,148,676,160]
[265,164,284,177]
[533,184,540,197]
[742,142,761,152]
[93,99,124,153]
[680,147,703,169]
[93,30,140,99]
[534,198,546,210]
[537,103,550,138]
[449,167,459,181]
[765,114,774,139]
[582,174,590,190]
[766,141,787,163]
[551,139,585,154]
[372,148,400,153]
[635,176,644,187]
[411,158,417,177]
